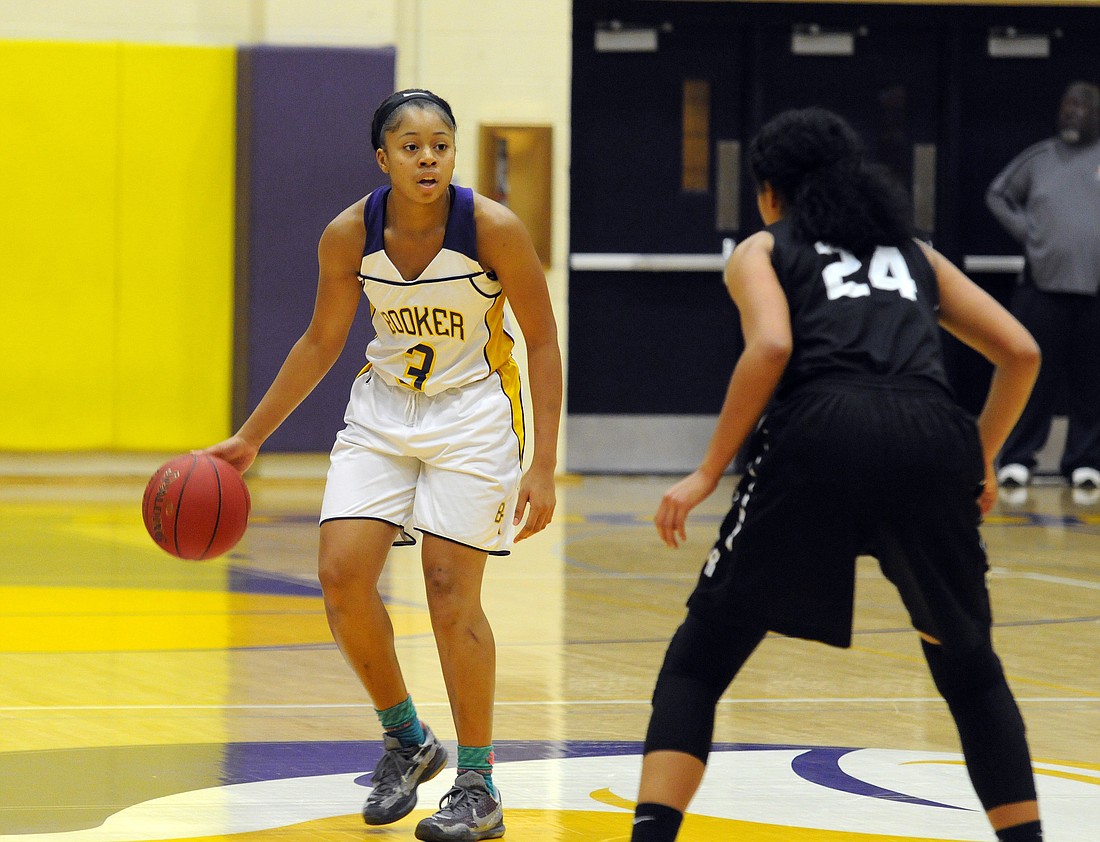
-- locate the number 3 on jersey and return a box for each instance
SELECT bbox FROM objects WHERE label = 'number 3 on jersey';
[815,243,917,302]
[402,343,436,391]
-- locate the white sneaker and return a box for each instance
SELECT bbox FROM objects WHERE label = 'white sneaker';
[1072,486,1100,506]
[1071,467,1100,490]
[997,463,1031,488]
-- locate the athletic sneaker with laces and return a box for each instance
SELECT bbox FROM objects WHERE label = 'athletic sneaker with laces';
[414,770,505,841]
[361,724,448,825]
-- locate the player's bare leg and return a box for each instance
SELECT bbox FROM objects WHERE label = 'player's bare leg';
[637,751,706,812]
[413,536,505,842]
[421,535,495,746]
[318,518,408,709]
[320,519,448,827]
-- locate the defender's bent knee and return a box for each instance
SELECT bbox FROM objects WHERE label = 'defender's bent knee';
[643,615,764,762]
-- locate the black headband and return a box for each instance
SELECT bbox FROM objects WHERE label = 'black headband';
[370,89,456,150]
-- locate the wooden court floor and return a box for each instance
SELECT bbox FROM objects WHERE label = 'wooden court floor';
[1,455,1097,840]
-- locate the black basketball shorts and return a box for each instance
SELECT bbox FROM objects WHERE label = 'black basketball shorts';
[686,380,992,651]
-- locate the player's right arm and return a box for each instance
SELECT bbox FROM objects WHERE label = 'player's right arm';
[655,231,792,548]
[924,243,1040,513]
[205,202,366,473]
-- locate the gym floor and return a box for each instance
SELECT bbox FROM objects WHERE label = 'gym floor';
[1,455,1097,841]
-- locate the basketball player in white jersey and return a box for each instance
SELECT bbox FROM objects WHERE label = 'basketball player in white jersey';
[207,89,562,842]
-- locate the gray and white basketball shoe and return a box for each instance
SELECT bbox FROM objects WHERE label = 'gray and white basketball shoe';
[361,724,448,825]
[414,770,505,841]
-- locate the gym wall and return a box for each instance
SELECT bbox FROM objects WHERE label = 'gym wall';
[235,45,394,452]
[0,39,397,453]
[1,0,571,460]
[0,41,236,451]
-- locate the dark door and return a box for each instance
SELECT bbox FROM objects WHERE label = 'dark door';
[569,2,747,441]
[946,7,1100,413]
[570,5,747,254]
[568,1,1100,470]
[746,12,944,243]
[954,9,1100,261]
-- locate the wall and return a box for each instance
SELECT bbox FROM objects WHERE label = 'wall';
[392,1,573,469]
[0,40,236,451]
[567,0,1100,472]
[235,45,395,452]
[0,0,572,461]
[0,1,395,45]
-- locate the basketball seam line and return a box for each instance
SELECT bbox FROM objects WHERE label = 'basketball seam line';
[172,455,197,558]
[200,454,224,560]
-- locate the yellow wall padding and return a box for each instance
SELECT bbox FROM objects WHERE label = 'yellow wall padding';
[0,41,235,451]
[0,42,119,449]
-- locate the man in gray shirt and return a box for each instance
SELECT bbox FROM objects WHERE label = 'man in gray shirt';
[987,81,1100,493]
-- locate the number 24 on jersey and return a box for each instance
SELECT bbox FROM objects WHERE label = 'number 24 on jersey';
[815,243,917,302]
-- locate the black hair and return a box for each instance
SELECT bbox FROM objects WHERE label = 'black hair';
[370,89,457,151]
[748,107,913,254]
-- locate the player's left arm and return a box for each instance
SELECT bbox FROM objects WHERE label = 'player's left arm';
[475,195,563,541]
[656,232,792,548]
[923,242,1040,513]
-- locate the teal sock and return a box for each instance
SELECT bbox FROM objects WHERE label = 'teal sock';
[375,695,426,747]
[457,744,496,796]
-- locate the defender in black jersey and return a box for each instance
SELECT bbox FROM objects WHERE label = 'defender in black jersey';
[632,109,1044,842]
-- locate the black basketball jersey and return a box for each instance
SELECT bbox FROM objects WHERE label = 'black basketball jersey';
[766,217,952,400]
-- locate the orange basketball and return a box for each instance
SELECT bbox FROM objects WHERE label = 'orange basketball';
[142,453,251,560]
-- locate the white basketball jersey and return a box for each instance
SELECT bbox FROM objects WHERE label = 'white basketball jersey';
[357,185,517,395]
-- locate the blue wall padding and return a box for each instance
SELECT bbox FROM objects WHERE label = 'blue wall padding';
[236,46,395,451]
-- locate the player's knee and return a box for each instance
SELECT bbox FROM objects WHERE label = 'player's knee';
[317,553,360,604]
[422,561,459,601]
[318,545,385,613]
[921,638,1005,703]
[656,617,730,697]
[645,672,715,763]
[643,615,760,763]
[317,523,391,602]
[424,569,483,633]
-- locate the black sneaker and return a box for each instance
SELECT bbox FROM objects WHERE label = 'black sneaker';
[414,770,505,841]
[361,723,448,825]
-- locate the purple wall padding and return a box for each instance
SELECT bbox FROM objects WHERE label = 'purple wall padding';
[236,46,395,451]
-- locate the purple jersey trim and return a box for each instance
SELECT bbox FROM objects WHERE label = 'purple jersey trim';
[362,185,478,263]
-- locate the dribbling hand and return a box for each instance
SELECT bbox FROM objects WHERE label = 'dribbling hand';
[200,435,260,475]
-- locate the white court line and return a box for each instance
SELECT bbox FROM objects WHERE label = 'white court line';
[989,567,1100,591]
[2,696,1098,713]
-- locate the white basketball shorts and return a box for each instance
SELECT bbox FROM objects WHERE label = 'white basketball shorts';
[319,361,525,555]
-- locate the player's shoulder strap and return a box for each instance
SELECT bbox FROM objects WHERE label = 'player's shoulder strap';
[441,185,479,263]
[361,185,478,264]
[362,187,390,257]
